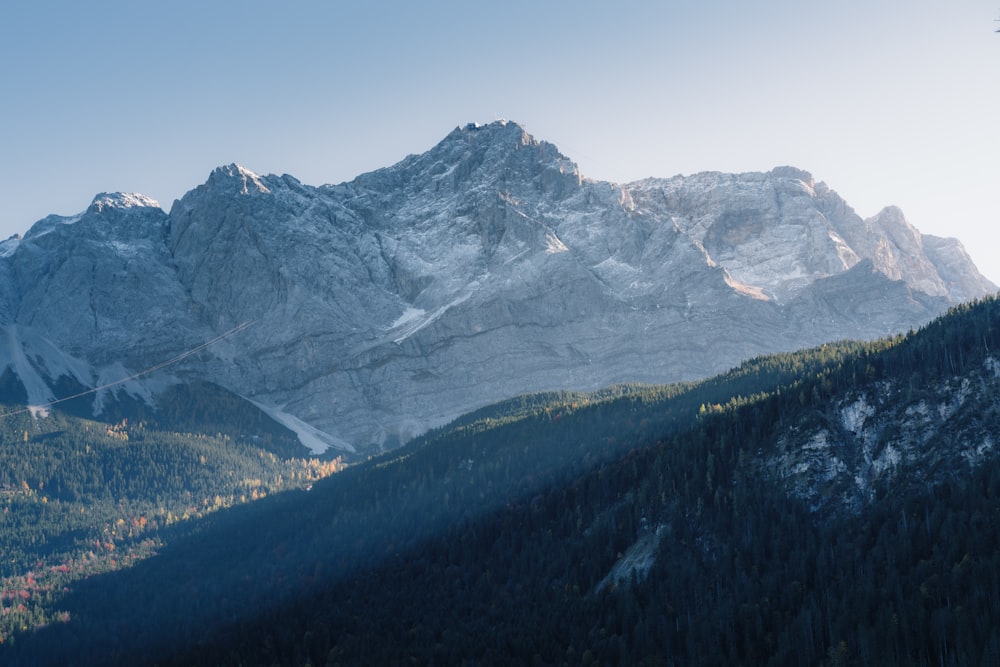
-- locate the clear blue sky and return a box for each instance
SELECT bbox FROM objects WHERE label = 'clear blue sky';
[2,1,999,282]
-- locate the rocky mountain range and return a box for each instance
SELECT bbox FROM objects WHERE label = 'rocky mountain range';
[0,120,994,455]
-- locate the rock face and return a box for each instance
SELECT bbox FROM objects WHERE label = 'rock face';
[0,121,994,454]
[763,354,1000,516]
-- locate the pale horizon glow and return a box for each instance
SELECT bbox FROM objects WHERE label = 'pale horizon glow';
[2,1,999,283]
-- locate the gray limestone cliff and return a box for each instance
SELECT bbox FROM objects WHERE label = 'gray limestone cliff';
[0,121,994,454]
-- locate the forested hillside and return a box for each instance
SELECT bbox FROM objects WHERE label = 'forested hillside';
[4,297,1000,665]
[0,385,342,649]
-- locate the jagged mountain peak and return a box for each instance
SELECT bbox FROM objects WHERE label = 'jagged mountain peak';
[21,213,85,242]
[205,163,272,196]
[867,205,911,232]
[623,167,997,305]
[856,205,950,296]
[767,165,816,187]
[346,120,581,201]
[866,205,921,249]
[447,118,535,143]
[88,192,161,213]
[871,203,906,219]
[78,193,170,243]
[434,119,576,175]
[19,192,167,246]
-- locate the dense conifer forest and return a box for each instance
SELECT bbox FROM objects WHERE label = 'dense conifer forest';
[3,297,1000,665]
[0,383,342,651]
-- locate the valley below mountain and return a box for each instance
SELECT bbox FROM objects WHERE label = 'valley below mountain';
[5,295,1000,666]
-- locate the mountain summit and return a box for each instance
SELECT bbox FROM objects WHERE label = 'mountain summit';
[0,121,994,454]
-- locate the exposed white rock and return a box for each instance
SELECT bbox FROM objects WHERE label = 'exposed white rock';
[595,525,665,593]
[766,359,1000,515]
[89,192,161,212]
[840,396,874,435]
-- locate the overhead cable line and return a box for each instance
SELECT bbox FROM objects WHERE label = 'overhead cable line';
[0,321,255,419]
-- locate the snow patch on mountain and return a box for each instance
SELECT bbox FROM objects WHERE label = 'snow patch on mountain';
[89,192,161,212]
[212,164,271,195]
[390,306,426,330]
[392,287,478,344]
[248,399,356,454]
